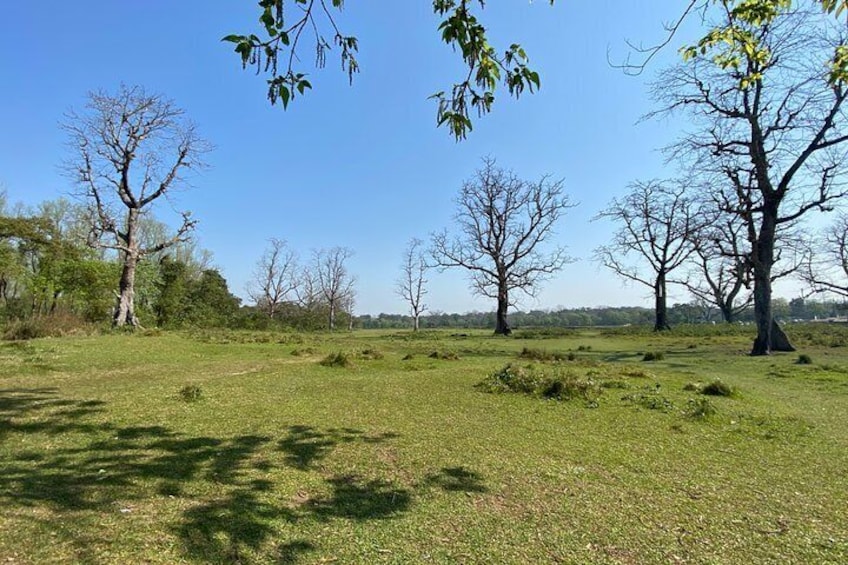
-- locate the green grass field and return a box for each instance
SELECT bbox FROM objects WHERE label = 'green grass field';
[1,327,846,564]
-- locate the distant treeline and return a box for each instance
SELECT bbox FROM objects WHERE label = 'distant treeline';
[357,298,847,330]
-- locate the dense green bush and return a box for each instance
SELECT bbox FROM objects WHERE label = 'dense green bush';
[3,312,95,341]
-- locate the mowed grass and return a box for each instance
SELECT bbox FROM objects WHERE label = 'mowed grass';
[0,327,846,564]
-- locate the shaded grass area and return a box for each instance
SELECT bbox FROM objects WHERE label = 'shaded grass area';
[0,327,847,563]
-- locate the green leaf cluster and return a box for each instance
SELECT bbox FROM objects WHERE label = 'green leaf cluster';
[681,0,848,89]
[226,1,553,140]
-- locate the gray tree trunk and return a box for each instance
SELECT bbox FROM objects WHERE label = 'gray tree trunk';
[113,252,139,327]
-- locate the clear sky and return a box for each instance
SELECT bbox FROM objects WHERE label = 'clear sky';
[0,1,804,315]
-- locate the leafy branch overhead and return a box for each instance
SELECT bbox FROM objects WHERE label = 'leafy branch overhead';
[224,0,554,140]
[680,0,848,86]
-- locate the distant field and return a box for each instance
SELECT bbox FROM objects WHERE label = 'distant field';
[1,326,846,564]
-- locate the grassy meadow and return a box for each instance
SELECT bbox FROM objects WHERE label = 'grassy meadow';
[0,325,846,564]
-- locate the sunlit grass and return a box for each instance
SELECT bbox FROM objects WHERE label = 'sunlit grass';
[0,327,846,563]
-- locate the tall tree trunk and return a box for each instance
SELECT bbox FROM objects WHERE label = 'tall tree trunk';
[750,209,794,355]
[328,300,336,330]
[750,264,772,355]
[494,285,511,335]
[113,252,139,327]
[413,314,420,332]
[654,272,671,331]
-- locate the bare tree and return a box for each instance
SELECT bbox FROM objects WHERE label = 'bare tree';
[653,3,848,354]
[295,264,320,310]
[431,157,574,335]
[801,214,848,298]
[63,85,208,327]
[679,208,753,323]
[313,247,355,330]
[247,238,299,318]
[396,238,428,331]
[594,180,702,331]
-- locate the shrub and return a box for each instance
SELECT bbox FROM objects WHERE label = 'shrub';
[701,379,735,397]
[517,347,567,362]
[541,375,601,403]
[686,397,717,419]
[3,319,47,341]
[3,313,94,340]
[428,350,460,360]
[359,347,384,360]
[642,351,665,362]
[319,352,353,368]
[577,345,592,351]
[600,379,630,389]
[179,384,203,402]
[477,363,601,405]
[796,353,813,365]
[683,382,703,392]
[622,391,674,412]
[620,367,654,379]
[512,327,577,339]
[567,351,577,361]
[477,364,539,394]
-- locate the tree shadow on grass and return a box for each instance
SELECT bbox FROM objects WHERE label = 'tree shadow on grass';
[177,486,298,563]
[305,474,412,521]
[278,425,400,470]
[423,466,488,493]
[0,387,109,441]
[0,388,412,563]
[276,540,317,564]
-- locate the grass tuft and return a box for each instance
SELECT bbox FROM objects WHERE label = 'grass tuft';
[797,353,813,365]
[319,351,353,368]
[428,350,460,360]
[358,347,384,360]
[642,351,665,362]
[477,363,601,405]
[701,379,735,397]
[686,397,717,419]
[178,384,203,402]
[517,347,567,362]
[621,388,675,412]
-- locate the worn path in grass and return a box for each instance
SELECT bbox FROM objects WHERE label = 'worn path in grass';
[0,327,846,563]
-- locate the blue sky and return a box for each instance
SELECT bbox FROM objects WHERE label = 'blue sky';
[0,1,802,314]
